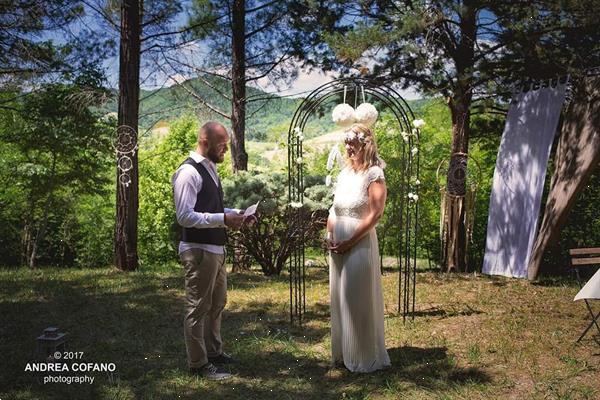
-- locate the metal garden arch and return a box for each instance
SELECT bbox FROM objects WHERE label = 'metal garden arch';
[287,77,421,326]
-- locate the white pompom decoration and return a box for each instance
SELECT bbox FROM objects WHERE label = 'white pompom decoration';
[355,103,378,127]
[331,103,356,127]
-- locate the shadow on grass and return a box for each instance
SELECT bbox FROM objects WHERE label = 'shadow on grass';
[532,273,586,288]
[0,268,491,400]
[409,305,484,319]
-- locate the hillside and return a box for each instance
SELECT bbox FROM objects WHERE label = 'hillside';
[103,75,425,142]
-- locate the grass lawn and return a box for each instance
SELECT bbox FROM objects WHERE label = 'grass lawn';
[0,261,598,400]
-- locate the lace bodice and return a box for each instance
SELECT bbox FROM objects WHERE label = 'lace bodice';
[331,166,385,219]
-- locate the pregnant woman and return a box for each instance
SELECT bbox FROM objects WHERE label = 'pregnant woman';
[327,123,391,373]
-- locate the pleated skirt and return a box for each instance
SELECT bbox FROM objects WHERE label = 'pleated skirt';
[329,215,391,373]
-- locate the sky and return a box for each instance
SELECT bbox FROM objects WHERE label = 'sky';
[91,3,422,100]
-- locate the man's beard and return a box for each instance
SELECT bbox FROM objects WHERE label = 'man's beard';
[207,146,223,163]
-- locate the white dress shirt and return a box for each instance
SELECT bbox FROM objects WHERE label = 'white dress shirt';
[172,151,238,255]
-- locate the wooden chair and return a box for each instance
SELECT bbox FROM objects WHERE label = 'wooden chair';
[570,248,600,342]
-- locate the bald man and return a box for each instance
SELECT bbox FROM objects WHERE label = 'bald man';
[172,121,247,381]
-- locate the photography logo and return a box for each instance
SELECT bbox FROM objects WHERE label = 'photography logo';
[25,357,117,385]
[29,327,119,385]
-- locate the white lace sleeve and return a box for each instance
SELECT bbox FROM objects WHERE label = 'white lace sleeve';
[367,166,385,184]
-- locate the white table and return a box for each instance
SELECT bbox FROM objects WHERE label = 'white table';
[574,267,600,301]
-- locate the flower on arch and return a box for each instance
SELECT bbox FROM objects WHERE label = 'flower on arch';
[289,201,303,208]
[296,157,303,165]
[408,192,419,202]
[412,119,426,129]
[401,131,410,143]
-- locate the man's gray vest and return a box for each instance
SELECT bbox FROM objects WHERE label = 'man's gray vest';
[180,158,227,245]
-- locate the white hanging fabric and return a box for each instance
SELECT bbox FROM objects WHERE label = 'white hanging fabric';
[482,82,567,278]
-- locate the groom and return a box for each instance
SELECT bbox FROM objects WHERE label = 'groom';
[172,121,248,381]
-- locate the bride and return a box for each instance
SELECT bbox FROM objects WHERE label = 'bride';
[327,123,391,373]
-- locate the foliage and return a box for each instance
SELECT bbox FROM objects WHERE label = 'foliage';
[138,114,199,266]
[0,81,114,267]
[110,75,337,140]
[223,170,331,276]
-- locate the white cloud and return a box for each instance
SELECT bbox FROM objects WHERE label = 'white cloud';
[254,59,421,100]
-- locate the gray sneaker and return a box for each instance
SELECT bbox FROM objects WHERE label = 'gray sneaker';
[192,363,233,381]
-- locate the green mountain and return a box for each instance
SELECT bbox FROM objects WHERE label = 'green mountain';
[104,75,424,142]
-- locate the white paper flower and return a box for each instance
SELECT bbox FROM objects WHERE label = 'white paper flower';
[408,192,415,200]
[335,149,345,166]
[297,134,304,142]
[411,128,418,135]
[326,146,340,171]
[411,147,419,156]
[290,201,303,208]
[415,179,421,186]
[293,126,301,134]
[412,119,426,128]
[401,131,409,143]
[413,194,419,202]
[296,157,303,164]
[332,103,356,127]
[408,192,419,202]
[355,103,378,127]
[325,175,332,187]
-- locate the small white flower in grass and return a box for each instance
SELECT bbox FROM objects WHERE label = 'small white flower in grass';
[325,175,332,187]
[296,157,303,164]
[411,147,419,156]
[412,119,426,128]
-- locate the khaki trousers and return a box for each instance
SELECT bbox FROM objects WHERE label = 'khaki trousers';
[180,248,227,368]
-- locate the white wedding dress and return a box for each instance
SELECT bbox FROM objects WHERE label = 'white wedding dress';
[328,165,391,373]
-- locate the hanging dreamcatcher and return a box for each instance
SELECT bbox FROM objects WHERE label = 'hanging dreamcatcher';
[436,153,482,271]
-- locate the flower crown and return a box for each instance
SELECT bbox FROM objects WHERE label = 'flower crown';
[344,129,367,143]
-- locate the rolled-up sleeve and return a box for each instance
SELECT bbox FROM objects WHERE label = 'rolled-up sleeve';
[172,166,226,228]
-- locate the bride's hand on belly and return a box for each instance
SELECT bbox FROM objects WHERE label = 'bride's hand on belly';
[329,239,354,254]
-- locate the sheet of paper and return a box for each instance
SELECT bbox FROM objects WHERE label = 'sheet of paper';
[243,201,259,217]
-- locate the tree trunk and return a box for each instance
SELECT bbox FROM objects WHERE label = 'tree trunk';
[115,0,141,271]
[230,0,248,172]
[527,76,600,280]
[28,155,57,269]
[442,2,476,272]
[442,99,471,272]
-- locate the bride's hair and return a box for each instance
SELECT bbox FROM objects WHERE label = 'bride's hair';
[344,123,383,171]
